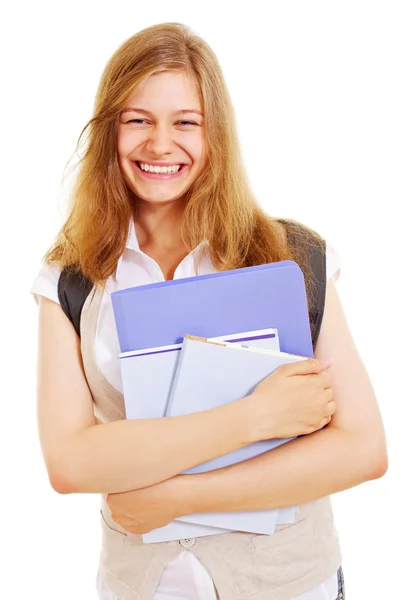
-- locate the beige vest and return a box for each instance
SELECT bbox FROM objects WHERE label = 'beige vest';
[81,284,342,600]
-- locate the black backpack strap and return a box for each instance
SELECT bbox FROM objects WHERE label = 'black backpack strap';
[280,219,327,350]
[306,236,327,349]
[58,268,94,338]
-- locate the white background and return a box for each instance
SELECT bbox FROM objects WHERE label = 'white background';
[1,1,399,598]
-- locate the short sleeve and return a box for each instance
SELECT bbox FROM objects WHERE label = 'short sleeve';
[326,243,341,282]
[30,262,61,305]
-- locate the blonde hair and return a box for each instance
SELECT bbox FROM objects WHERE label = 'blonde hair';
[45,22,324,310]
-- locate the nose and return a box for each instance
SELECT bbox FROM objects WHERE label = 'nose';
[146,124,174,157]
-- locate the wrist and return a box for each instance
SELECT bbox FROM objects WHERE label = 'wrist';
[220,398,255,446]
[233,394,262,444]
[236,393,278,443]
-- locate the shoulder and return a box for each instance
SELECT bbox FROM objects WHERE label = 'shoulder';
[31,263,94,303]
[31,263,94,337]
[30,262,62,305]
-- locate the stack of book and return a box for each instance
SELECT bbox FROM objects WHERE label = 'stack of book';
[111,260,312,543]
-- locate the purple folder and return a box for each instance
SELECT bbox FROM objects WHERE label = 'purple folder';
[111,260,313,358]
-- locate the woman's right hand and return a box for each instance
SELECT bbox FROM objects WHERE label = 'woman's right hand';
[239,358,336,442]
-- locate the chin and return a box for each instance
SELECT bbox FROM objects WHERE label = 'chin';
[132,188,189,205]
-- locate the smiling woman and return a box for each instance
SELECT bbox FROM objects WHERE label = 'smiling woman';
[30,21,386,600]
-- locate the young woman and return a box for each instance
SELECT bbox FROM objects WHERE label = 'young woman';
[31,22,387,600]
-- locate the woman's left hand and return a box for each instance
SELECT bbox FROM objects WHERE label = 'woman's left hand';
[106,478,181,534]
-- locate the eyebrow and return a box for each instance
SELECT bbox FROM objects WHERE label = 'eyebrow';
[121,107,204,116]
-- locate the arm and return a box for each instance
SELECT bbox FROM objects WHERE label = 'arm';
[36,296,249,495]
[132,278,388,518]
[36,292,333,497]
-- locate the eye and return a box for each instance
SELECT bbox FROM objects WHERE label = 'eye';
[126,119,148,125]
[177,121,199,127]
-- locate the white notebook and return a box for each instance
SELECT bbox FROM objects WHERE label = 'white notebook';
[143,336,304,543]
[119,329,290,543]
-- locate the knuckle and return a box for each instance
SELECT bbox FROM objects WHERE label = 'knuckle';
[306,358,317,370]
[324,389,334,402]
[323,371,332,384]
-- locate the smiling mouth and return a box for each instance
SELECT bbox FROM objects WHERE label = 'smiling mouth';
[135,161,184,173]
[131,160,189,179]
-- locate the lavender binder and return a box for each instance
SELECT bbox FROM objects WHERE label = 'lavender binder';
[111,260,313,358]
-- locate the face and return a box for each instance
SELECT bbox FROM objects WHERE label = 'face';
[118,71,207,206]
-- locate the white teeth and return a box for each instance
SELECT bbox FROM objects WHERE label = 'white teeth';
[139,162,181,174]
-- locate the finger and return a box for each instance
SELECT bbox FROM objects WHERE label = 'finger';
[318,371,332,389]
[326,400,336,416]
[319,415,332,428]
[280,357,332,377]
[324,387,334,403]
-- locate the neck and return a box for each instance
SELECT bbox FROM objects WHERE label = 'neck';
[133,198,186,252]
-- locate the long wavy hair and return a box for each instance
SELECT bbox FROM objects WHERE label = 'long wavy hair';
[44,22,324,311]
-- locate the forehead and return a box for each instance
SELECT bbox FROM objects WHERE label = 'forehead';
[124,71,202,113]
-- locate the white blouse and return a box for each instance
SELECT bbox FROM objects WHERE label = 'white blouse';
[31,220,341,600]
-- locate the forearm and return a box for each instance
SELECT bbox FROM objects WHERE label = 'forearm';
[57,403,248,494]
[172,426,387,515]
